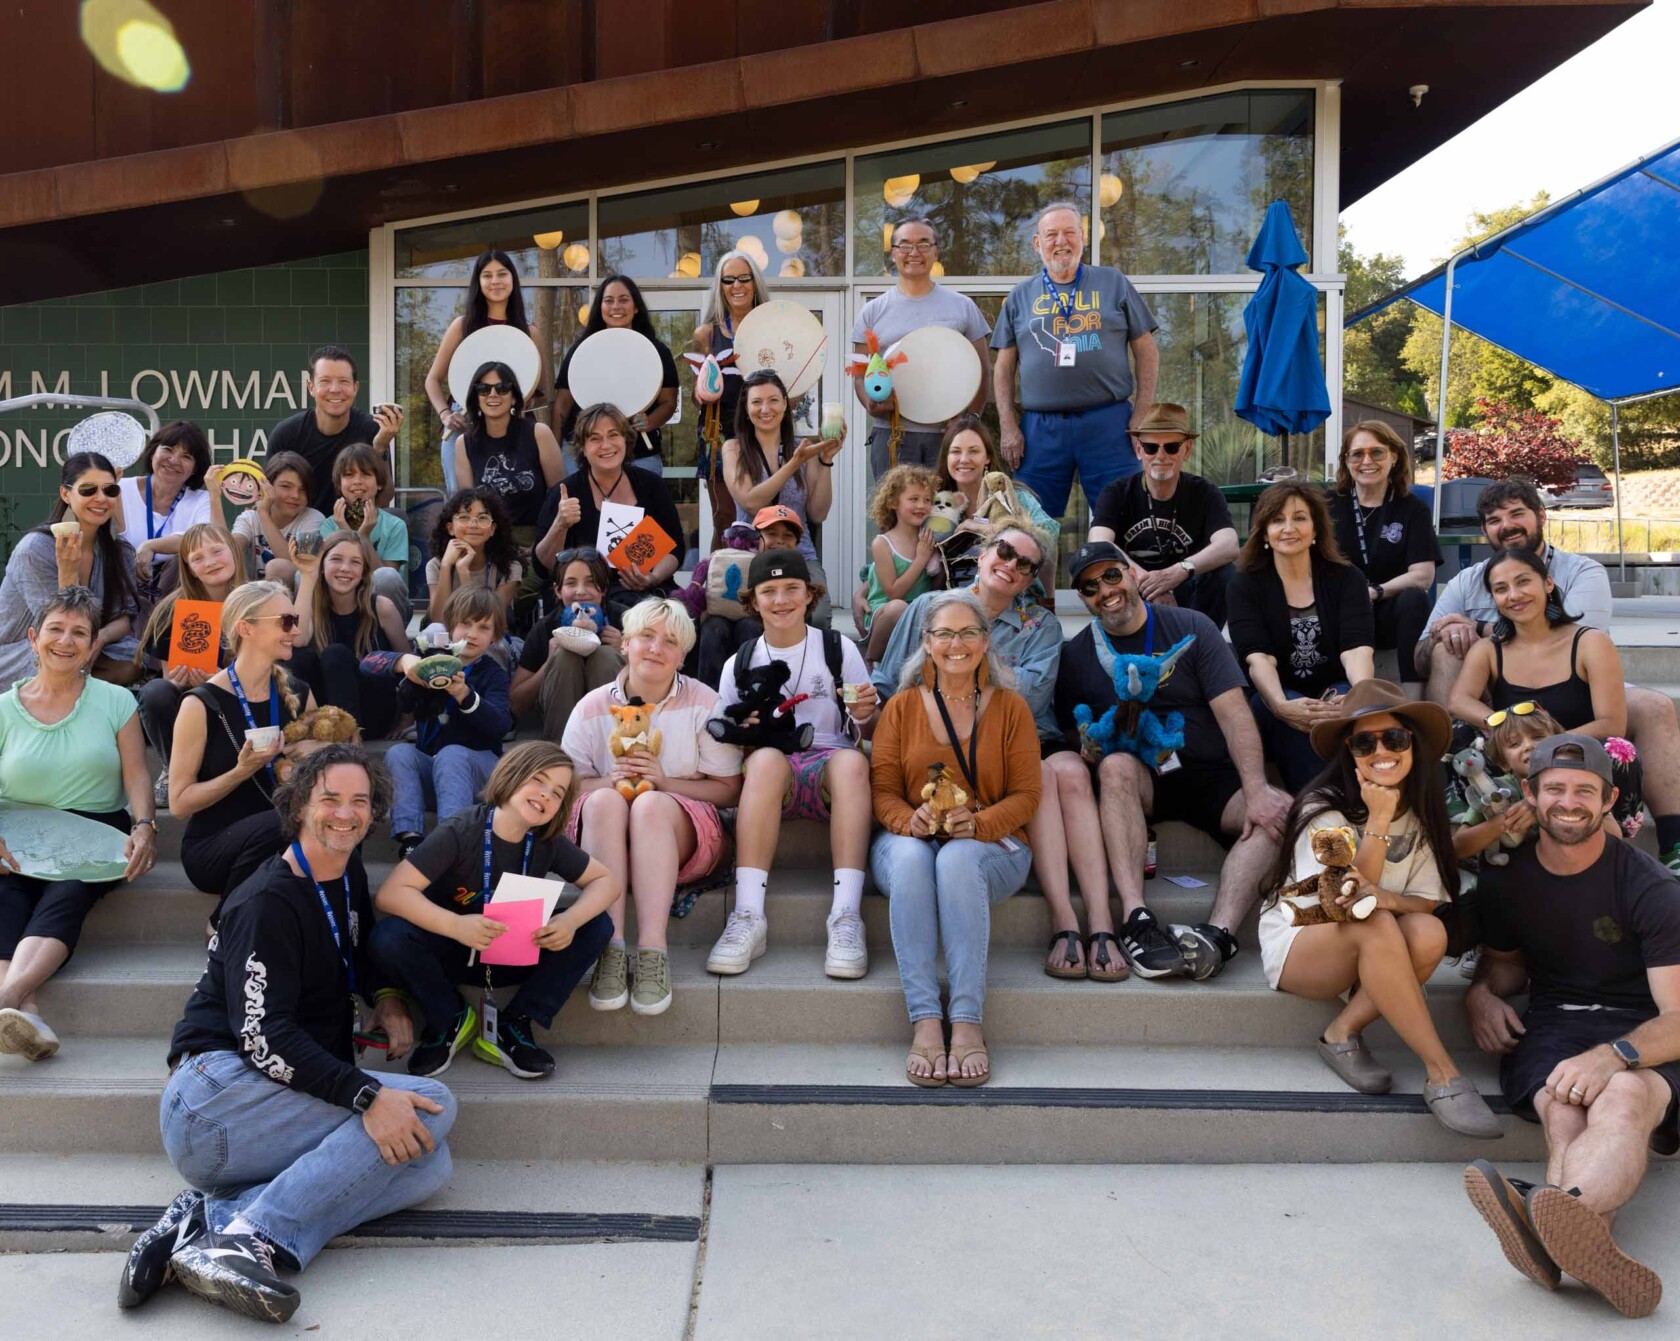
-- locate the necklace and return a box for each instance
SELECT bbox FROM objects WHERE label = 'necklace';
[589,467,626,503]
[765,627,811,690]
[940,685,979,705]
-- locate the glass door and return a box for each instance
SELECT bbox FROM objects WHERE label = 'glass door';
[639,290,855,593]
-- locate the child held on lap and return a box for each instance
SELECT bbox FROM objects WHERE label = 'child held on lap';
[863,465,940,665]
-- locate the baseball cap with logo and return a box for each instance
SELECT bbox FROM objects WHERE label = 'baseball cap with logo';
[1526,732,1614,787]
[747,547,811,588]
[751,504,805,537]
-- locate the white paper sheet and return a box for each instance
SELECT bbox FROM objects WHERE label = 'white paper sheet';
[597,500,645,558]
[488,871,568,922]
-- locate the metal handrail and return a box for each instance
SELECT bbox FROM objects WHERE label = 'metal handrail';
[0,393,159,433]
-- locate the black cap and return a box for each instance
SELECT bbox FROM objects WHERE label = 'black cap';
[747,547,811,588]
[1068,540,1128,582]
[1527,732,1614,787]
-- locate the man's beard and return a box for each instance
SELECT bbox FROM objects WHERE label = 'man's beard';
[1537,808,1602,846]
[1493,524,1541,552]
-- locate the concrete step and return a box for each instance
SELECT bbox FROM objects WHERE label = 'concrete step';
[0,1036,1537,1166]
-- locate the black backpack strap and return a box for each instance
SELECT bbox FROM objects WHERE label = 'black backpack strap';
[734,635,761,700]
[821,627,860,744]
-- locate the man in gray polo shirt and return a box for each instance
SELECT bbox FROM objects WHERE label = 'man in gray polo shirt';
[851,218,991,480]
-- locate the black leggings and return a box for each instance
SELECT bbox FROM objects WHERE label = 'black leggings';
[290,644,399,738]
[137,677,187,763]
[0,809,129,958]
[182,811,285,899]
[1372,587,1431,684]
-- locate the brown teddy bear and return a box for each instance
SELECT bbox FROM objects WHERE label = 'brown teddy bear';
[920,761,969,838]
[273,706,362,783]
[1276,826,1377,925]
[608,697,663,801]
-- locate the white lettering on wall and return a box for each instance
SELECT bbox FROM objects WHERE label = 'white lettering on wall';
[130,369,170,409]
[266,371,298,411]
[221,370,262,409]
[30,370,71,407]
[170,369,219,409]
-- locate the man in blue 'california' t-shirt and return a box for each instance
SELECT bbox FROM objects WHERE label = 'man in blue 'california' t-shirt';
[991,202,1159,518]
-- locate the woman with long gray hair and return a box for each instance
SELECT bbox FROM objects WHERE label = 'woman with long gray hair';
[869,589,1041,1089]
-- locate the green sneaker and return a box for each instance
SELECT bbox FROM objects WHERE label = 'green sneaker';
[630,948,673,1016]
[588,944,629,1012]
[1661,845,1680,880]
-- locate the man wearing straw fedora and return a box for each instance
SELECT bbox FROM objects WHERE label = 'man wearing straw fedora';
[1088,402,1238,629]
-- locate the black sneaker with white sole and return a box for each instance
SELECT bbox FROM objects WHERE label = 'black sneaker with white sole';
[472,1012,554,1078]
[407,998,477,1079]
[1120,908,1187,978]
[170,1223,300,1324]
[117,1188,206,1308]
[1176,922,1240,981]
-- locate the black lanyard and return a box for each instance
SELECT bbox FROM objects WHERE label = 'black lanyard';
[481,808,535,906]
[1352,493,1386,571]
[291,841,356,997]
[226,665,280,785]
[931,685,980,800]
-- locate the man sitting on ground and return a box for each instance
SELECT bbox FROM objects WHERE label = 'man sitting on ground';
[1087,404,1238,630]
[1464,733,1680,1319]
[1037,541,1290,980]
[1418,478,1680,874]
[122,745,453,1324]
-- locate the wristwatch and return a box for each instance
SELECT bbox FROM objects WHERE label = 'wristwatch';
[352,1081,383,1113]
[1611,1038,1642,1069]
[1178,560,1195,577]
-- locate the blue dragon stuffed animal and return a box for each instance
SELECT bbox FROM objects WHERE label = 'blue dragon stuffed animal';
[1073,634,1196,769]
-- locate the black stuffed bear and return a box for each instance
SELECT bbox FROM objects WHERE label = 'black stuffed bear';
[706,658,815,754]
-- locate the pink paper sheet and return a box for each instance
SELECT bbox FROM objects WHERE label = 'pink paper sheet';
[479,898,544,967]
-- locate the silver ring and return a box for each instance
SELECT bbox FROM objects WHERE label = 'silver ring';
[1569,1086,1583,1096]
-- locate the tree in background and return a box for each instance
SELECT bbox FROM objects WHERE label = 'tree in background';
[1443,398,1586,487]
[1340,226,1425,415]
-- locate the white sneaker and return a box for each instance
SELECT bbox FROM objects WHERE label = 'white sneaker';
[824,911,869,979]
[1458,945,1483,980]
[153,765,170,808]
[0,1008,60,1061]
[706,910,768,975]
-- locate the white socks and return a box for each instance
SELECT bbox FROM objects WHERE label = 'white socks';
[830,868,865,918]
[734,868,769,918]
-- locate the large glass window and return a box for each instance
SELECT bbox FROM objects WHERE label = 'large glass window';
[396,201,591,281]
[854,120,1092,278]
[598,161,846,281]
[1099,91,1314,275]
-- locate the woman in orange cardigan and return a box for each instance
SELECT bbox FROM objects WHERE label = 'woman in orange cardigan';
[871,589,1041,1090]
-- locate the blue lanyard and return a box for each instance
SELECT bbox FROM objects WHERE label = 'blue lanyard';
[1042,263,1083,321]
[226,665,280,784]
[291,841,356,996]
[481,808,535,906]
[144,475,186,542]
[1099,603,1155,660]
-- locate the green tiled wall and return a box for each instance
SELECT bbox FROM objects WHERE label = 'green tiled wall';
[0,252,369,551]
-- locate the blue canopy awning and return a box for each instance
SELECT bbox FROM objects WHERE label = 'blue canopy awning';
[1349,137,1680,404]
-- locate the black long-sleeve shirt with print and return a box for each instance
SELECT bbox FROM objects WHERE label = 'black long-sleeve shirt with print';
[168,852,384,1110]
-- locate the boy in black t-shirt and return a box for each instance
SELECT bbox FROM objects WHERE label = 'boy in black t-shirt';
[1463,734,1680,1318]
[1088,404,1238,629]
[370,743,617,1081]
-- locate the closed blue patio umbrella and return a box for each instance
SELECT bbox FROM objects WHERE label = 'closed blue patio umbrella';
[1235,199,1331,467]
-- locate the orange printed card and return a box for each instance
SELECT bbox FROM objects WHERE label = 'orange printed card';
[167,599,223,674]
[605,515,677,576]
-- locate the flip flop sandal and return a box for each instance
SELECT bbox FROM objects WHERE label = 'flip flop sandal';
[1085,932,1130,983]
[906,1041,948,1088]
[1044,929,1088,980]
[948,1042,991,1088]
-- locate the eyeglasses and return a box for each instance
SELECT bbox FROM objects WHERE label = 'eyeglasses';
[719,275,754,287]
[74,483,122,498]
[246,613,302,633]
[472,382,508,397]
[1485,700,1540,729]
[990,538,1041,577]
[928,626,987,647]
[1075,566,1127,598]
[893,241,937,254]
[1138,440,1186,456]
[1346,449,1390,463]
[1346,726,1414,757]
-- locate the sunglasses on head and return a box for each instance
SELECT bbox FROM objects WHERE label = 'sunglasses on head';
[472,381,508,398]
[1485,700,1539,729]
[1137,440,1186,456]
[991,538,1040,577]
[1346,726,1414,757]
[74,483,122,498]
[247,613,302,633]
[1075,566,1127,598]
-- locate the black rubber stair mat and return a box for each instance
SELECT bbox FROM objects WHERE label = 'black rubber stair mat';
[711,1084,1516,1113]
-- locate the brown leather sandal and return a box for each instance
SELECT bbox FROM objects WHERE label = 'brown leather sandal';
[906,1041,948,1088]
[948,1041,991,1088]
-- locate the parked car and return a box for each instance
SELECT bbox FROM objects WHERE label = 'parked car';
[1541,464,1614,510]
[1412,429,1437,462]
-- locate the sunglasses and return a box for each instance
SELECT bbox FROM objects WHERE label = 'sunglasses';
[1485,700,1539,729]
[1346,726,1414,757]
[74,483,122,498]
[991,538,1040,577]
[246,613,302,633]
[720,276,755,287]
[472,381,509,398]
[1137,440,1186,456]
[1075,566,1127,598]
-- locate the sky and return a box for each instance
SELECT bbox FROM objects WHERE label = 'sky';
[1340,0,1678,279]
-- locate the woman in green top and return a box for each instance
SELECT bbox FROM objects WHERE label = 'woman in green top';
[0,587,156,1062]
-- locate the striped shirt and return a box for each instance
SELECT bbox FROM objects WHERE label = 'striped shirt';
[562,671,743,782]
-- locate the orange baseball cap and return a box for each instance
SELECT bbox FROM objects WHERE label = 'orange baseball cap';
[751,504,804,536]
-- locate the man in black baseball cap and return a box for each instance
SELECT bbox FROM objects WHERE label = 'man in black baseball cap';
[1464,732,1680,1318]
[1033,540,1289,984]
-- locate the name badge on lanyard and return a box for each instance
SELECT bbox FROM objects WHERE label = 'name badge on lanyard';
[479,809,534,1045]
[1044,264,1082,368]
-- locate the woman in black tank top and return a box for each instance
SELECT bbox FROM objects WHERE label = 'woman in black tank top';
[452,361,565,536]
[1449,548,1626,740]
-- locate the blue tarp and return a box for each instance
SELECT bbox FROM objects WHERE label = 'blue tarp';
[1349,137,1680,403]
[1236,199,1332,438]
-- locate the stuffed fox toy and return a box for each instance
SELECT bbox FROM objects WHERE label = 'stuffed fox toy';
[608,697,664,800]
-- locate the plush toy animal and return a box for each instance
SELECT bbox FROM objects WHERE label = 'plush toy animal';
[1276,827,1376,925]
[608,697,664,800]
[847,329,910,403]
[552,601,607,657]
[677,523,759,623]
[973,471,1024,527]
[1073,634,1196,769]
[925,490,969,540]
[920,761,969,838]
[274,706,362,783]
[706,659,815,754]
[1451,740,1522,866]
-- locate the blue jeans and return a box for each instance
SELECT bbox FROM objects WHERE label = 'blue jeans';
[1016,398,1137,518]
[869,831,1033,1025]
[1250,683,1351,793]
[160,1051,456,1269]
[386,742,498,837]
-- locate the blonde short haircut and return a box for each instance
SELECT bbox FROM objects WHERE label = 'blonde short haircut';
[620,597,696,655]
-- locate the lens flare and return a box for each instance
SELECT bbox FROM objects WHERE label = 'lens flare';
[81,0,191,92]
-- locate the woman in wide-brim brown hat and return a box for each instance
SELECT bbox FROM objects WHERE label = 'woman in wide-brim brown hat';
[1258,679,1502,1139]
